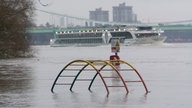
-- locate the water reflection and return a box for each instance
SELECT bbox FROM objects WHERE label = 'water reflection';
[0,60,34,107]
[51,90,148,108]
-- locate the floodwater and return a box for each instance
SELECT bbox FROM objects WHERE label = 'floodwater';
[0,43,192,108]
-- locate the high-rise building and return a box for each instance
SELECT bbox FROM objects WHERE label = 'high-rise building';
[60,17,65,27]
[89,8,109,22]
[113,3,137,23]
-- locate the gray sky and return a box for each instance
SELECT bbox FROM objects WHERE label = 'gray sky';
[35,0,192,25]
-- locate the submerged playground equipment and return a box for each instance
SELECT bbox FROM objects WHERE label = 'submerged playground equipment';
[51,59,149,95]
[51,39,149,95]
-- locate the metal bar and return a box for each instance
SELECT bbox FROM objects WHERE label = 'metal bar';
[119,69,134,71]
[88,73,98,91]
[69,63,89,91]
[103,76,120,78]
[125,81,142,83]
[64,68,134,72]
[98,69,134,71]
[87,61,110,95]
[107,86,124,87]
[51,60,89,93]
[118,60,149,93]
[92,63,106,65]
[76,79,93,81]
[67,60,110,95]
[132,69,149,93]
[81,69,96,71]
[63,69,80,71]
[51,60,78,93]
[88,64,107,91]
[55,83,72,85]
[65,69,97,71]
[59,75,76,77]
[88,60,129,95]
[69,64,86,66]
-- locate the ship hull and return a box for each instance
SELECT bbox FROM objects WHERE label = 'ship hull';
[124,36,166,46]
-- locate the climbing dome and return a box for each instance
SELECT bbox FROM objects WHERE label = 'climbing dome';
[51,59,148,95]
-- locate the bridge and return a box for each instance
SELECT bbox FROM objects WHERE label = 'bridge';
[27,25,192,45]
[27,9,192,45]
[36,9,192,27]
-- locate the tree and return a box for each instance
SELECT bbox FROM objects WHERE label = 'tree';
[0,0,35,58]
[46,22,51,27]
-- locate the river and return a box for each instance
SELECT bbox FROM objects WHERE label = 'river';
[0,43,192,108]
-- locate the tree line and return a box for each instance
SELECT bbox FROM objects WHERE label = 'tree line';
[0,0,35,59]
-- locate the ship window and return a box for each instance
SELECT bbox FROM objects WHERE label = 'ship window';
[110,31,132,39]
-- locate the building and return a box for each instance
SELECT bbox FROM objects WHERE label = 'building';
[89,8,109,22]
[60,17,65,27]
[113,3,137,23]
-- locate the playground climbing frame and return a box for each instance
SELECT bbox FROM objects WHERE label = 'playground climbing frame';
[51,59,149,95]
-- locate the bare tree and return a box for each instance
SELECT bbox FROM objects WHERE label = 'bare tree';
[0,0,35,58]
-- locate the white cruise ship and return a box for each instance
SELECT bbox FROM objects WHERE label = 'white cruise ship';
[50,26,166,47]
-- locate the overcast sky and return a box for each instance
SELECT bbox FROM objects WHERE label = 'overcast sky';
[34,0,192,25]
